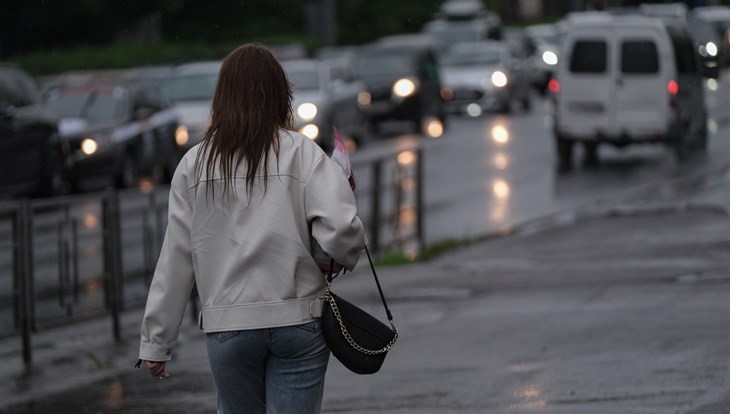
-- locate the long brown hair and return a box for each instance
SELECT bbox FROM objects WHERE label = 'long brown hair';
[195,43,293,198]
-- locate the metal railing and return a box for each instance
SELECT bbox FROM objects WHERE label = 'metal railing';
[0,142,425,367]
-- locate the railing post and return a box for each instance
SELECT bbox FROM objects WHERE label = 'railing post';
[14,199,34,367]
[71,218,80,302]
[415,148,425,251]
[102,189,123,341]
[394,158,403,244]
[369,160,382,254]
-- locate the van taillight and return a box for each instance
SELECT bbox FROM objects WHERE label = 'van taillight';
[548,79,560,94]
[667,80,678,95]
[667,80,678,110]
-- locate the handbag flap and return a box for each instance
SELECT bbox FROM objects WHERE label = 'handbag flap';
[328,293,396,343]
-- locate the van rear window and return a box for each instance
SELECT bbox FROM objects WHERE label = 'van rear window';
[621,40,659,73]
[569,40,607,73]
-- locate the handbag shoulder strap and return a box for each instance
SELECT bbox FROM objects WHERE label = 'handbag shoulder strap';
[327,244,394,322]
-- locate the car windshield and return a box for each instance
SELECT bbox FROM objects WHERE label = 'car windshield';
[45,86,129,122]
[285,69,320,91]
[688,19,719,42]
[161,74,218,102]
[356,52,415,76]
[534,32,560,46]
[442,49,502,66]
[427,26,485,46]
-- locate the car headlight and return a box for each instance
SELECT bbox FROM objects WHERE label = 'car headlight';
[393,78,417,98]
[358,91,372,107]
[706,42,718,57]
[175,125,189,147]
[542,50,558,65]
[81,138,98,156]
[491,71,508,88]
[297,103,318,121]
[299,124,319,140]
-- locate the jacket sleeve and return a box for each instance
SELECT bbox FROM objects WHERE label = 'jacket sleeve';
[305,154,365,271]
[138,168,195,361]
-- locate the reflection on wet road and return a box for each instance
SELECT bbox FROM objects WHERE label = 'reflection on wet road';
[351,96,730,244]
[1,370,216,414]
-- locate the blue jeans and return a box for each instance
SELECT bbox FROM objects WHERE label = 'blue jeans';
[206,320,330,414]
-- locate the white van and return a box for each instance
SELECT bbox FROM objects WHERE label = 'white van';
[551,13,707,171]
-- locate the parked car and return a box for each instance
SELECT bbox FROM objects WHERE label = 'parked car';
[282,58,370,153]
[44,79,183,188]
[552,13,707,171]
[159,61,221,150]
[440,40,531,115]
[0,64,66,198]
[354,35,446,136]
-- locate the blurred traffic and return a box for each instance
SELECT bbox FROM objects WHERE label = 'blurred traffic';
[45,77,182,189]
[283,57,370,152]
[1,0,729,199]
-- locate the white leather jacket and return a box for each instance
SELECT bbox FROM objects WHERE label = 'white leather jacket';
[139,130,365,361]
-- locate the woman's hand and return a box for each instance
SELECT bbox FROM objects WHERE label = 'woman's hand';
[145,360,170,379]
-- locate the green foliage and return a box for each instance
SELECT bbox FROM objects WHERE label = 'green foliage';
[375,247,417,266]
[417,238,476,261]
[337,0,446,45]
[375,236,486,267]
[8,0,450,76]
[14,42,223,76]
[13,36,323,76]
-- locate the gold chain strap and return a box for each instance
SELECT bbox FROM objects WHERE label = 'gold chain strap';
[324,285,398,355]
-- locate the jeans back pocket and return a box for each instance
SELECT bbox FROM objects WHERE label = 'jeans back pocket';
[216,330,241,343]
[294,320,321,334]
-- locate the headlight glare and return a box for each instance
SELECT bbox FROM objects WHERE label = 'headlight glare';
[542,50,558,65]
[491,71,508,87]
[358,91,372,106]
[706,42,718,57]
[81,138,98,155]
[299,124,319,140]
[175,125,189,147]
[297,103,318,121]
[393,78,417,97]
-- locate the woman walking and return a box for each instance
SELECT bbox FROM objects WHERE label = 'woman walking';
[138,43,365,414]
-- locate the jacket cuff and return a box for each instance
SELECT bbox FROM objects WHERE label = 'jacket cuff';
[139,340,175,362]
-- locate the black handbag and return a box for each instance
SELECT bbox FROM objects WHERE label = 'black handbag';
[321,245,398,375]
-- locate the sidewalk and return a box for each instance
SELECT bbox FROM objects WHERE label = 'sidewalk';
[0,168,728,413]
